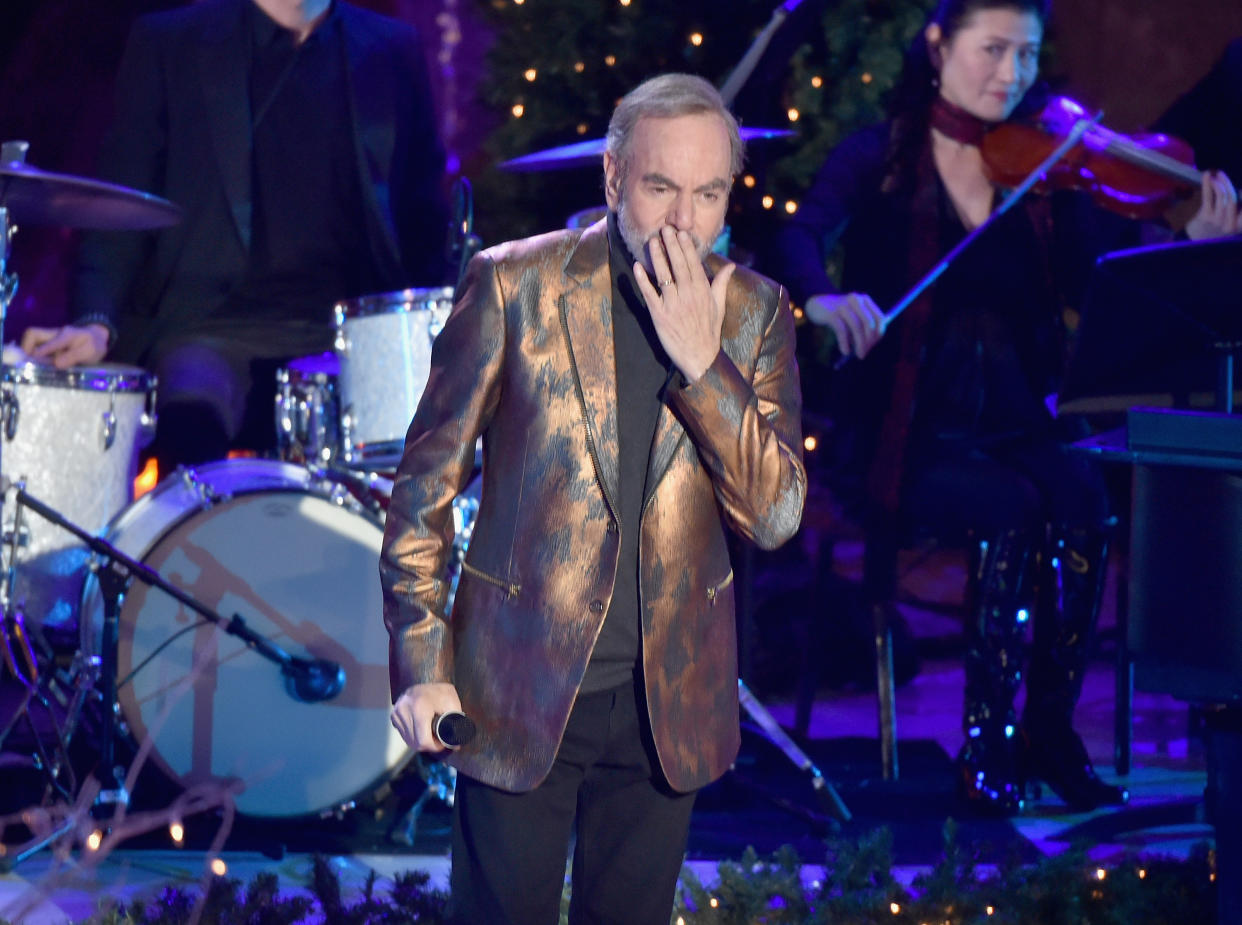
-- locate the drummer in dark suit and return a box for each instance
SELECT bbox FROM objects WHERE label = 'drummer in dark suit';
[21,0,448,472]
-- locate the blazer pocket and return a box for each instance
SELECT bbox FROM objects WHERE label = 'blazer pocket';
[460,560,522,600]
[705,568,734,606]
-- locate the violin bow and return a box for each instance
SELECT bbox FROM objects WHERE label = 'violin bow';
[881,108,1104,329]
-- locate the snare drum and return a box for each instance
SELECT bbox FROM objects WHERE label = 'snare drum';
[79,458,478,819]
[274,352,340,465]
[1,363,156,630]
[333,287,454,470]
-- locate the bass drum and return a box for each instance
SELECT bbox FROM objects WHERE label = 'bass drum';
[80,459,416,819]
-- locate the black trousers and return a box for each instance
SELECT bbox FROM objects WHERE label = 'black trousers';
[146,321,330,472]
[449,678,696,925]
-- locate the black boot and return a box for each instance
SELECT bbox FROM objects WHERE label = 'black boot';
[1022,521,1129,811]
[958,529,1035,817]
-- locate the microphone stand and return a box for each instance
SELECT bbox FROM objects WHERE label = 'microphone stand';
[718,0,808,107]
[9,484,343,809]
[738,679,851,824]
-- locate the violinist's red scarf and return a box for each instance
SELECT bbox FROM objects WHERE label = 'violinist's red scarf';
[865,96,1057,514]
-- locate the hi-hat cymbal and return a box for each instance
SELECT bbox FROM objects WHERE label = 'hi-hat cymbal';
[500,126,795,172]
[0,161,182,230]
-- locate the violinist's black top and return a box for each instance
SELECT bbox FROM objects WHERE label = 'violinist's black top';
[773,120,1142,505]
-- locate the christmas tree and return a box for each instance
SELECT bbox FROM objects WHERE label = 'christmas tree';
[468,0,935,257]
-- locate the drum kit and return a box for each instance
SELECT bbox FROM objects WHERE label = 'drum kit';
[0,143,480,866]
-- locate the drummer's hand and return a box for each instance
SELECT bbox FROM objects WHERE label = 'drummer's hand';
[1185,170,1242,240]
[390,682,462,753]
[804,292,886,359]
[20,324,109,368]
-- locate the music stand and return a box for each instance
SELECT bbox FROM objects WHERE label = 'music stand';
[1058,235,1242,416]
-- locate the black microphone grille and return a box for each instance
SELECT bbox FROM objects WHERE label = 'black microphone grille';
[433,711,477,749]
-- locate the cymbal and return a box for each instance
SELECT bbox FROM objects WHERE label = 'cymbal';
[500,126,796,173]
[0,161,182,230]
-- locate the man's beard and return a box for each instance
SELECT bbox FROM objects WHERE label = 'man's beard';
[616,194,717,277]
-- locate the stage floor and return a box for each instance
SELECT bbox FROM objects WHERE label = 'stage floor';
[0,540,1213,923]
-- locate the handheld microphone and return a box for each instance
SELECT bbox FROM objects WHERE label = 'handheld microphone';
[433,710,476,749]
[282,657,346,703]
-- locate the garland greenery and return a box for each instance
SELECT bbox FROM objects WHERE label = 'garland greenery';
[4,825,1215,925]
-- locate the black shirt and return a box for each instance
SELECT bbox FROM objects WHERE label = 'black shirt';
[213,1,370,348]
[579,214,673,694]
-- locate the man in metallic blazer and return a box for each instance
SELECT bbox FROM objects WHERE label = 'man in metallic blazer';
[383,74,806,925]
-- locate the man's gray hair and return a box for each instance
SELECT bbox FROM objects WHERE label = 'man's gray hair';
[605,73,744,178]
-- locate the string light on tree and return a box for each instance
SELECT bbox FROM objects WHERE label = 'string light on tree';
[861,71,874,84]
[169,821,185,845]
[87,830,103,852]
[604,54,617,66]
[511,103,525,118]
[573,61,585,73]
[211,858,228,876]
[689,32,703,46]
[811,75,823,88]
[524,68,537,82]
[761,195,774,209]
[784,200,798,214]
[787,107,800,122]
[742,174,756,188]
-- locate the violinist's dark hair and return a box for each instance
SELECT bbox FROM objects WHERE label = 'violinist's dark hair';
[883,0,1051,195]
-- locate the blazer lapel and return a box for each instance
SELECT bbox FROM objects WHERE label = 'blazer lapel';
[559,220,621,520]
[645,401,686,503]
[197,0,253,251]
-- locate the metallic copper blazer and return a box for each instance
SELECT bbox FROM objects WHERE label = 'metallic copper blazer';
[381,218,806,793]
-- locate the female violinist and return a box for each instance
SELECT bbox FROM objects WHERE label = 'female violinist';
[775,0,1241,817]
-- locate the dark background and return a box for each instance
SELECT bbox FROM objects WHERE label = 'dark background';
[2,0,1241,341]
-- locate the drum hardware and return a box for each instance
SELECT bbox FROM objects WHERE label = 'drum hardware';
[179,465,224,508]
[101,402,117,451]
[274,353,340,466]
[305,464,391,519]
[2,379,17,439]
[389,758,456,846]
[0,513,89,821]
[446,177,483,296]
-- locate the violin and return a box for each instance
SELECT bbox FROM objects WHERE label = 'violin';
[980,96,1205,221]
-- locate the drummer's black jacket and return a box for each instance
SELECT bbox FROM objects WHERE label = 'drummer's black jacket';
[72,0,448,363]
